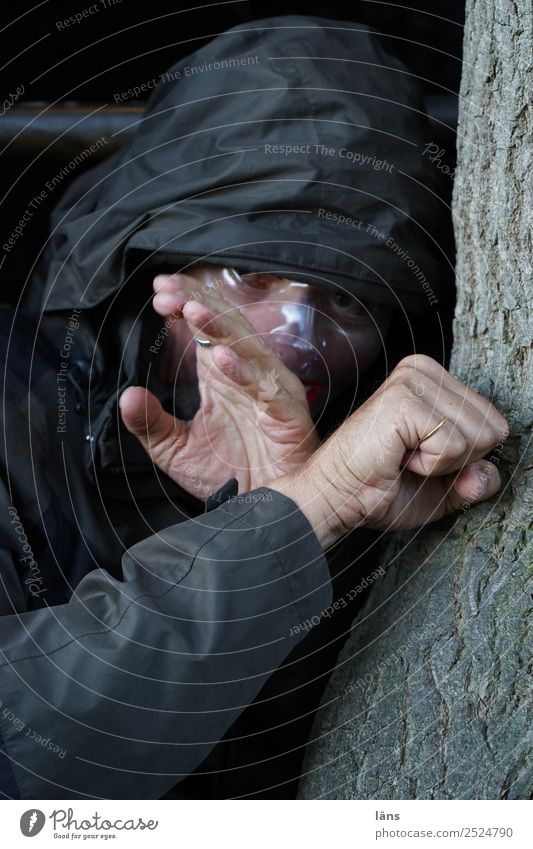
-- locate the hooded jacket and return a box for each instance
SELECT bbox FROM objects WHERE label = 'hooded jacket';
[1,16,450,799]
[29,15,449,316]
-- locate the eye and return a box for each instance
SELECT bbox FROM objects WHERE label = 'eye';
[329,292,370,320]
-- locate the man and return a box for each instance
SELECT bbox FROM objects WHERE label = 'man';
[0,17,507,799]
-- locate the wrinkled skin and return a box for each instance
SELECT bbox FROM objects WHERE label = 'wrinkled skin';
[120,271,321,497]
[271,355,509,547]
[121,274,507,541]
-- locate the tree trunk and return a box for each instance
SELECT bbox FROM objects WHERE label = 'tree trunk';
[298,0,532,800]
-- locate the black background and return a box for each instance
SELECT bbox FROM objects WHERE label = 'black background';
[1,1,464,304]
[3,1,464,100]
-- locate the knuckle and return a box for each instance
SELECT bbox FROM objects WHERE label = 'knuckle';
[387,364,413,390]
[395,354,417,370]
[396,354,438,372]
[392,356,416,378]
[390,354,441,388]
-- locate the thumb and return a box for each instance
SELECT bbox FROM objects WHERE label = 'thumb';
[442,460,502,515]
[119,386,188,473]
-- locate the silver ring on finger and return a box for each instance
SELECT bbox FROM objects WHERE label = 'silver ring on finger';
[194,336,213,348]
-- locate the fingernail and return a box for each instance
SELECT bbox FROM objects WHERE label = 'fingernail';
[155,292,181,309]
[153,275,171,290]
[476,469,488,495]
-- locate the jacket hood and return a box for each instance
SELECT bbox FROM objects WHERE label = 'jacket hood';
[32,15,452,318]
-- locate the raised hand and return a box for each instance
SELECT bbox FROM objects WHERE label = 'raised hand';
[119,272,320,498]
[270,355,509,547]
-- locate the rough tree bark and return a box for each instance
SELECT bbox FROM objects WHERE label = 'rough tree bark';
[299,0,532,799]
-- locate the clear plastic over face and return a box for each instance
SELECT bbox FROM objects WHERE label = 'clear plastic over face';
[194,266,391,411]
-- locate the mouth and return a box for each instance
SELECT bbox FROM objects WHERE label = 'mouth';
[301,380,325,403]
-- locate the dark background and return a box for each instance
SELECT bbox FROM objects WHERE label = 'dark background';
[2,1,464,100]
[1,0,464,302]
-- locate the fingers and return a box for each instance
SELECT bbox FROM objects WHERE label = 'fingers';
[153,272,308,402]
[441,460,502,513]
[398,413,462,474]
[400,403,503,478]
[182,299,269,361]
[381,355,509,477]
[153,273,271,358]
[391,354,509,438]
[211,345,257,386]
[212,346,312,426]
[313,355,508,535]
[186,299,307,406]
[385,460,503,530]
[400,398,501,477]
[119,386,189,474]
[152,272,203,316]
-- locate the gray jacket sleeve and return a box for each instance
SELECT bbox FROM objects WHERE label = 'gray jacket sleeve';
[0,488,331,799]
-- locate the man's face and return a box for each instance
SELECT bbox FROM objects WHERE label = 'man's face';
[158,264,391,415]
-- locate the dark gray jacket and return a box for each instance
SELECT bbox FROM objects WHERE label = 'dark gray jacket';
[0,306,331,797]
[1,15,448,799]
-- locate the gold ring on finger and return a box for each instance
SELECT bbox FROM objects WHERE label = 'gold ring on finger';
[419,418,448,444]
